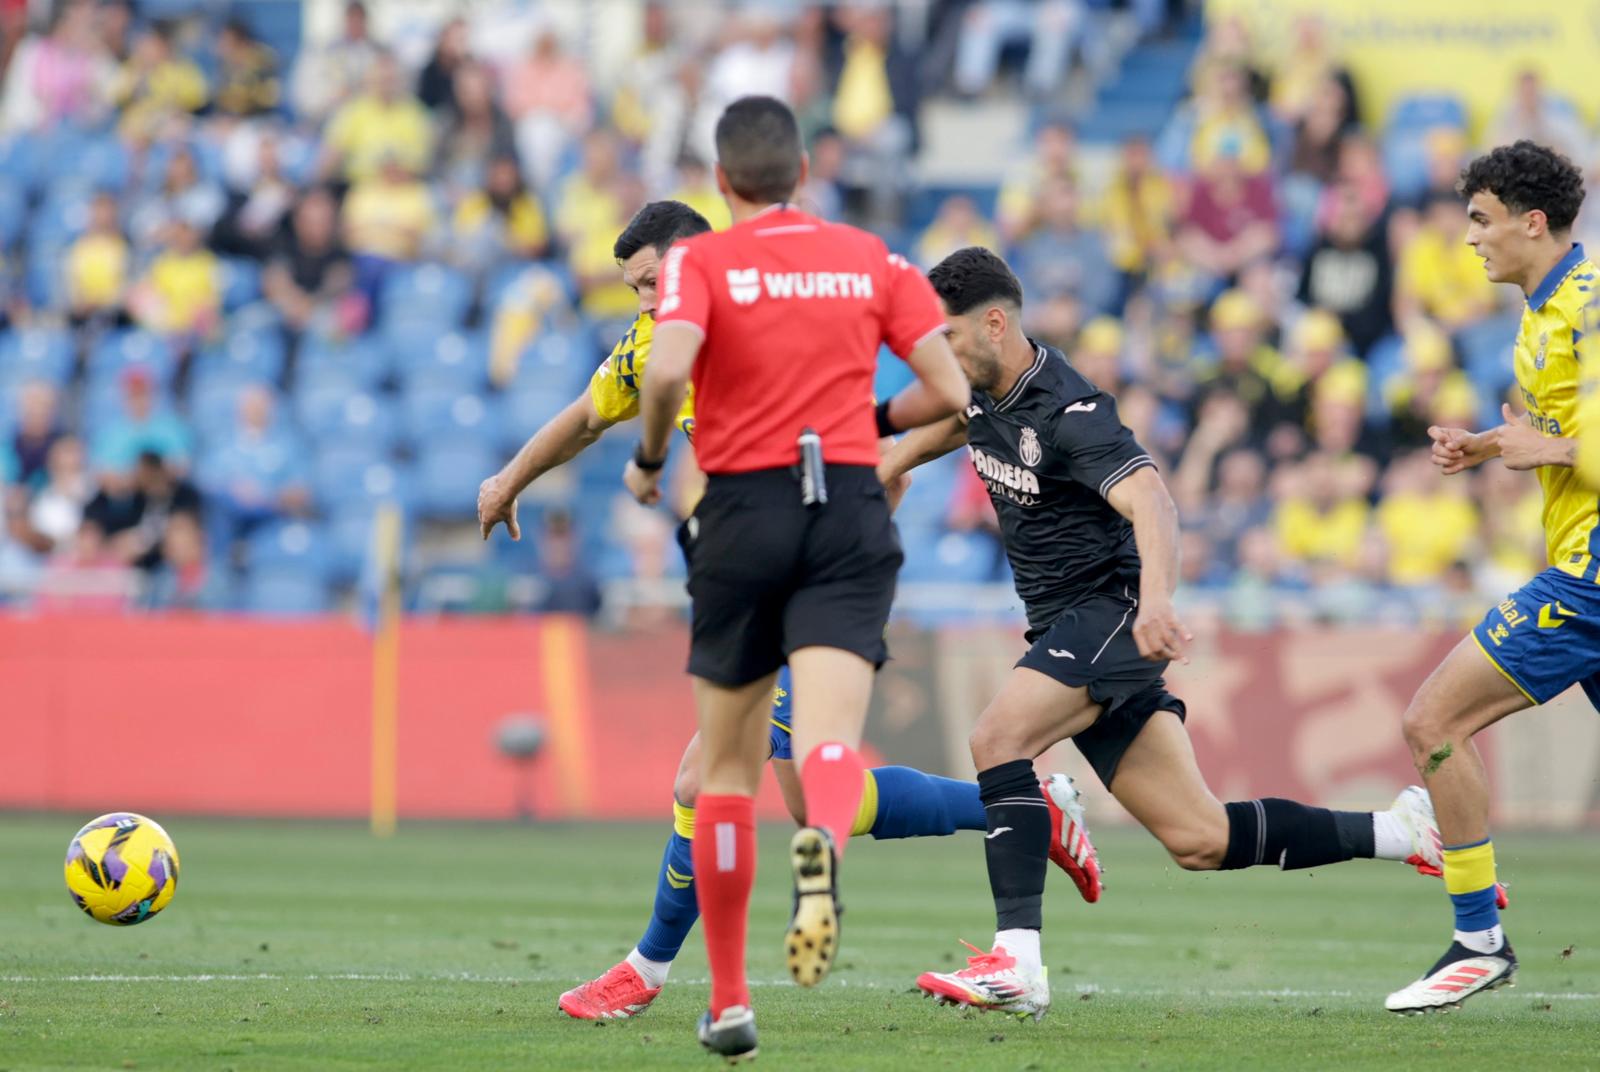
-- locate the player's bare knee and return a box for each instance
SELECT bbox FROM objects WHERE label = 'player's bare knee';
[1400,700,1453,773]
[969,718,1027,770]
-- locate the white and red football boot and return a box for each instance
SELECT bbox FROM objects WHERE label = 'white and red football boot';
[1390,786,1509,909]
[1042,773,1103,903]
[557,961,662,1020]
[1385,940,1518,1014]
[917,941,1051,1021]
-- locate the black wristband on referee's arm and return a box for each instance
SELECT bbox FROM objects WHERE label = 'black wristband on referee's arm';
[632,441,667,472]
[874,398,898,438]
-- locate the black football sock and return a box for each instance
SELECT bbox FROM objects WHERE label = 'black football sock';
[976,760,1051,930]
[1220,798,1377,871]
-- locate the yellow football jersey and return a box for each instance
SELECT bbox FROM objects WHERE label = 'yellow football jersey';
[588,313,697,438]
[1573,282,1600,490]
[1511,244,1599,578]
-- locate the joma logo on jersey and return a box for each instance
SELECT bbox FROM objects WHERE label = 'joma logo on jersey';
[727,268,761,304]
[969,445,1040,495]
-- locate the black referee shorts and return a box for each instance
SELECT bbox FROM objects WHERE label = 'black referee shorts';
[1016,584,1187,789]
[678,464,903,687]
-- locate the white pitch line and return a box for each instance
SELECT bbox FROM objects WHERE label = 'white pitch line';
[1,974,1596,1002]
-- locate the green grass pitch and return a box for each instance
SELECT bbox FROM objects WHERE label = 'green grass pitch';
[1,816,1595,1071]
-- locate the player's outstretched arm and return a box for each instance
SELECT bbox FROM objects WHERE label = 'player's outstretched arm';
[885,333,970,432]
[1427,422,1501,475]
[877,414,968,487]
[1106,467,1192,664]
[479,392,615,540]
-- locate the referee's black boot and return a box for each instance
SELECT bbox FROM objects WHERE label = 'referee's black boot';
[698,1004,758,1064]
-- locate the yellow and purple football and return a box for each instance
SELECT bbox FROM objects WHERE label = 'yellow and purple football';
[64,812,180,926]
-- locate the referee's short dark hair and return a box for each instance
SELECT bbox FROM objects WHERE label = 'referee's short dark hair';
[715,96,803,204]
[1459,140,1585,232]
[613,200,712,262]
[928,247,1024,315]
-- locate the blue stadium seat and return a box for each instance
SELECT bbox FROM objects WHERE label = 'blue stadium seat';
[1365,333,1406,419]
[415,442,499,517]
[325,506,379,585]
[0,181,25,250]
[1387,94,1467,134]
[202,329,286,384]
[299,335,391,389]
[904,186,1001,237]
[188,372,262,447]
[80,133,130,190]
[379,263,472,328]
[31,186,94,248]
[394,329,489,395]
[899,530,1002,584]
[1458,314,1519,383]
[246,520,332,575]
[0,328,75,388]
[500,385,570,452]
[300,389,401,452]
[1382,134,1430,203]
[311,441,393,505]
[514,327,596,390]
[218,258,263,312]
[87,331,176,387]
[242,566,334,614]
[0,133,40,195]
[892,453,959,531]
[401,388,500,449]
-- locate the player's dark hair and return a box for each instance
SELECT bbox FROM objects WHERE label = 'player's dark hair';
[928,247,1024,315]
[715,96,803,204]
[1458,140,1585,232]
[612,200,712,262]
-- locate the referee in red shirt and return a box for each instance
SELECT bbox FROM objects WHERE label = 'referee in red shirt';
[622,96,968,1060]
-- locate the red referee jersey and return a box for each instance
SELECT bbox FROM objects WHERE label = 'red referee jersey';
[654,204,946,474]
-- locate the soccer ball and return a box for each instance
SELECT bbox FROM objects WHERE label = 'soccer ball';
[64,813,180,926]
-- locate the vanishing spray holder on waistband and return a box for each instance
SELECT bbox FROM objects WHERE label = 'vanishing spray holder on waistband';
[798,427,827,507]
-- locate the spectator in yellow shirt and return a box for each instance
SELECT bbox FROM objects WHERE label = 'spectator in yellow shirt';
[556,130,624,249]
[913,194,999,270]
[451,155,549,272]
[130,218,220,339]
[569,174,644,322]
[1383,321,1481,446]
[344,156,436,270]
[111,23,207,141]
[995,120,1077,244]
[344,156,436,325]
[66,192,130,325]
[214,19,279,119]
[667,154,732,233]
[1070,316,1125,395]
[321,52,432,186]
[1396,192,1499,330]
[1189,64,1271,176]
[1375,448,1480,587]
[1099,136,1174,304]
[1274,450,1370,570]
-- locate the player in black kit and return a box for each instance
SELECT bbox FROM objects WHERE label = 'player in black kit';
[881,248,1470,1022]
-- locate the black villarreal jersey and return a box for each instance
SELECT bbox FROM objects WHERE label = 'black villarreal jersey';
[963,341,1154,633]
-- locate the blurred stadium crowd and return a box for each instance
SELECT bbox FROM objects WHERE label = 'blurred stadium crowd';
[0,0,1590,625]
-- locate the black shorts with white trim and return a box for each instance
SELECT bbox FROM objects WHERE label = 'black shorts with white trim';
[1015,583,1187,788]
